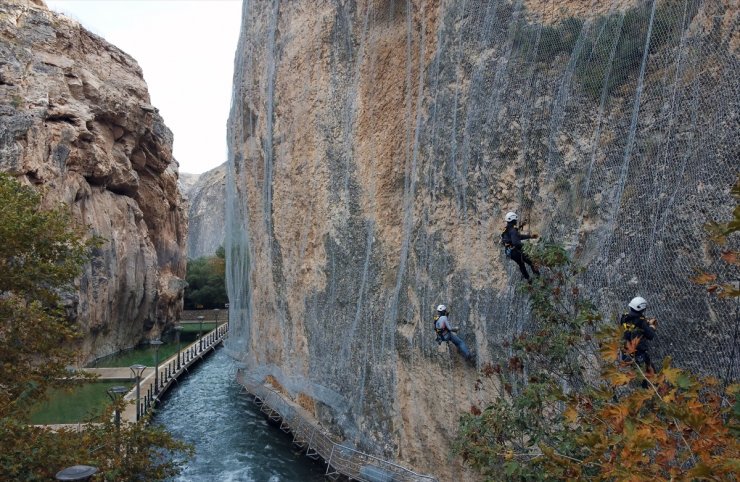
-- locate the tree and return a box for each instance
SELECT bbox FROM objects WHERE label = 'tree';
[0,173,95,419]
[184,247,227,309]
[454,237,739,480]
[0,173,192,480]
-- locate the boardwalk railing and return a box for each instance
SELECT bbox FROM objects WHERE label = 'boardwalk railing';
[134,322,229,421]
[236,371,438,482]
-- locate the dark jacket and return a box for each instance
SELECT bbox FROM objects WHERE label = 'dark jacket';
[621,309,656,354]
[502,221,534,249]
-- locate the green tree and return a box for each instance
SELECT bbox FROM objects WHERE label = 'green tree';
[184,247,227,309]
[0,173,96,419]
[0,173,192,480]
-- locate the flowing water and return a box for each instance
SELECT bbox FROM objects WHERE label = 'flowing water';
[155,350,327,482]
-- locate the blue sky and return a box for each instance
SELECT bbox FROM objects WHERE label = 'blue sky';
[46,0,243,174]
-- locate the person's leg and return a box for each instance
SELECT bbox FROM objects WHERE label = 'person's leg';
[522,251,539,275]
[449,333,471,359]
[510,250,530,280]
[636,351,654,388]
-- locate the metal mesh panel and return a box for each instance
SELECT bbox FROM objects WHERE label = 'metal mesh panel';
[225,0,739,464]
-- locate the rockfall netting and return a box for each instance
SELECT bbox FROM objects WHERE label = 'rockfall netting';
[224,0,738,447]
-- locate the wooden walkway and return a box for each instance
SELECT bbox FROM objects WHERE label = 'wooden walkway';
[85,322,229,423]
[41,323,228,431]
[127,322,228,422]
[236,371,438,482]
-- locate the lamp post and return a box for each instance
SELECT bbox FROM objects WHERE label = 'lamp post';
[151,339,164,394]
[213,308,220,329]
[55,465,98,481]
[107,385,128,430]
[197,315,204,350]
[129,364,146,421]
[174,325,183,370]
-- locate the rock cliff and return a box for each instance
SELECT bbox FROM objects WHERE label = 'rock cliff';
[0,0,187,361]
[226,0,738,478]
[181,163,226,259]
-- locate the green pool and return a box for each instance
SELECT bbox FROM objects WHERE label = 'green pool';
[87,342,183,368]
[179,322,218,334]
[29,381,133,424]
[87,327,218,368]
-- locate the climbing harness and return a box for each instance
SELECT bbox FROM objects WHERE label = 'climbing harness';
[433,312,450,345]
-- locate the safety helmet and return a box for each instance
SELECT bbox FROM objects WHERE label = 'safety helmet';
[437,304,447,312]
[628,296,647,312]
[505,212,518,222]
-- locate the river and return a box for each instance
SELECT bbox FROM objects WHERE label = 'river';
[154,349,327,481]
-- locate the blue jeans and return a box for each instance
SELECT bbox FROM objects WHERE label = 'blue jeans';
[442,332,471,359]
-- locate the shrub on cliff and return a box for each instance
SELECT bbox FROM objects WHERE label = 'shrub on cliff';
[184,246,228,309]
[0,173,192,480]
[453,219,739,480]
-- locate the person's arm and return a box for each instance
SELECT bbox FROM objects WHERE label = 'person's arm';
[640,318,656,340]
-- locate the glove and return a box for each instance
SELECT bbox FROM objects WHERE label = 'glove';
[531,234,539,239]
[451,327,460,332]
[647,318,658,328]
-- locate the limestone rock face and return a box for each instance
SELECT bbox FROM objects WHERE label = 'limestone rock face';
[226,0,737,478]
[181,163,226,259]
[0,0,187,361]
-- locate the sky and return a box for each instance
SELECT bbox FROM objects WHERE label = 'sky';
[45,0,243,175]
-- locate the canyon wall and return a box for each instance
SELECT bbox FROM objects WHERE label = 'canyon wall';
[0,0,187,361]
[182,163,227,259]
[225,0,738,478]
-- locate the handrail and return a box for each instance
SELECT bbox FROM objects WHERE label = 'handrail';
[236,371,438,482]
[137,322,228,420]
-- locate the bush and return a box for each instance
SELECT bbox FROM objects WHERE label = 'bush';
[454,226,739,480]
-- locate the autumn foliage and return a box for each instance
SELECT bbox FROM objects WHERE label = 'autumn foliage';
[0,174,192,480]
[454,186,740,481]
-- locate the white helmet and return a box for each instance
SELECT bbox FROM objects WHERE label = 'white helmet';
[628,296,647,312]
[505,211,518,222]
[437,304,447,312]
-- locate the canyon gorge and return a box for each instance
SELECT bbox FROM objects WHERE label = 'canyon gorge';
[0,0,187,362]
[225,0,738,478]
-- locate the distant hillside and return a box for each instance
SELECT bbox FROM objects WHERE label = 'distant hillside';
[182,164,226,259]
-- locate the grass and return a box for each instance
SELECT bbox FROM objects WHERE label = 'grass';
[29,381,133,424]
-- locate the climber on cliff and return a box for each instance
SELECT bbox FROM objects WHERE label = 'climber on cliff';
[434,304,475,364]
[620,296,658,387]
[501,211,539,283]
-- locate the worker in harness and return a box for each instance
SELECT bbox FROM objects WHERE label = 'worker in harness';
[501,211,539,282]
[620,296,658,387]
[434,304,474,364]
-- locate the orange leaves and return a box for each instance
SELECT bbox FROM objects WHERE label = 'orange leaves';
[691,272,717,285]
[508,356,524,372]
[717,282,740,299]
[603,403,629,431]
[605,368,635,387]
[563,404,579,424]
[623,337,641,356]
[599,330,623,362]
[720,250,739,265]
